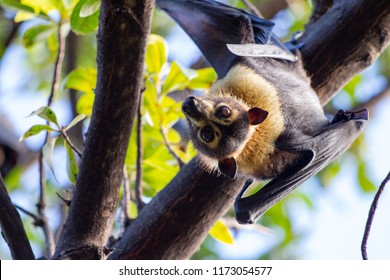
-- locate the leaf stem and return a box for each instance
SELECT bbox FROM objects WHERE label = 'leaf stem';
[60,128,83,158]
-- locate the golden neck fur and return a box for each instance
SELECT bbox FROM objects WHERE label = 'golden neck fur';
[198,65,285,179]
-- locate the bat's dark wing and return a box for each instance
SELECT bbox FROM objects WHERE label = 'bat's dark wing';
[156,0,275,78]
[235,109,368,224]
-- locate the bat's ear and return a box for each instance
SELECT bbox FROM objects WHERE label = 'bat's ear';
[248,107,268,125]
[218,157,237,179]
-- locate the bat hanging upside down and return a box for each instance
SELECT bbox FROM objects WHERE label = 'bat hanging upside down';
[156,0,368,224]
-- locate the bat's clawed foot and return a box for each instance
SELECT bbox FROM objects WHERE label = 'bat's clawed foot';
[285,31,304,52]
[331,108,369,124]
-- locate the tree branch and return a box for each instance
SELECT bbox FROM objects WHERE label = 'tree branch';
[53,0,155,259]
[300,0,390,105]
[308,0,334,25]
[0,173,35,259]
[109,0,390,259]
[361,170,390,260]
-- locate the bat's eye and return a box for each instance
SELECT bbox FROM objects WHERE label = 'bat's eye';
[200,126,215,142]
[216,106,231,118]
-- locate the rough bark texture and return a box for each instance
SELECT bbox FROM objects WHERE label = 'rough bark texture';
[300,0,390,105]
[0,173,35,259]
[109,160,245,259]
[108,0,390,259]
[53,0,154,258]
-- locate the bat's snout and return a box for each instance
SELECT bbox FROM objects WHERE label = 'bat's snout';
[182,96,197,115]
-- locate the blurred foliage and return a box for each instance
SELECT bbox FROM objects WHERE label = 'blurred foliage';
[0,0,387,260]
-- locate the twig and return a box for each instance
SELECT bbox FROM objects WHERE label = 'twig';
[0,173,35,259]
[160,127,185,168]
[56,192,71,207]
[2,22,21,57]
[135,92,145,210]
[14,204,39,221]
[60,128,83,157]
[37,21,67,257]
[361,170,390,260]
[241,0,263,18]
[47,23,66,107]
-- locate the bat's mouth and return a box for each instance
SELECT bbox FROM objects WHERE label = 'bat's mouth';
[331,108,369,124]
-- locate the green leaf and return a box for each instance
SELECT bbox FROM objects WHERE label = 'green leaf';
[22,23,55,48]
[21,0,56,14]
[64,114,86,131]
[79,0,100,17]
[189,68,217,89]
[19,124,57,141]
[65,141,78,184]
[1,0,51,21]
[42,136,59,181]
[209,219,234,245]
[62,67,97,93]
[76,92,95,116]
[27,106,59,127]
[358,161,376,192]
[161,62,193,94]
[70,0,99,34]
[47,30,59,52]
[145,34,168,74]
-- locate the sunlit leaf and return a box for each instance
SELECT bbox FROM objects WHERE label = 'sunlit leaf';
[1,0,51,21]
[189,68,217,89]
[65,141,78,184]
[145,34,168,74]
[358,161,376,192]
[21,0,56,14]
[76,92,95,116]
[79,0,100,17]
[19,124,57,141]
[14,11,36,22]
[47,30,59,52]
[62,67,97,93]
[70,0,99,34]
[64,114,86,131]
[42,135,59,181]
[162,62,196,94]
[209,219,234,245]
[27,106,59,127]
[22,23,55,48]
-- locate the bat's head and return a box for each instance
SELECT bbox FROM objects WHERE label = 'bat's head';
[182,95,268,178]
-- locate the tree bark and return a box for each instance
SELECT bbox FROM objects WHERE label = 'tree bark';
[0,173,35,259]
[300,0,390,105]
[53,0,154,259]
[109,0,390,259]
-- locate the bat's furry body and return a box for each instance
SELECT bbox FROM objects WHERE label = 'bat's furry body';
[157,0,368,223]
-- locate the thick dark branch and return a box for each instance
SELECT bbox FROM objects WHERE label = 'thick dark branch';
[308,0,334,25]
[53,0,155,259]
[109,159,245,259]
[0,173,35,259]
[110,0,390,260]
[300,0,390,105]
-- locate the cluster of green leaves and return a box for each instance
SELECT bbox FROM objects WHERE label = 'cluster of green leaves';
[1,0,100,34]
[19,106,85,184]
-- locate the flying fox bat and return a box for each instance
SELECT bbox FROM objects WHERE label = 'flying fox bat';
[156,0,368,224]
